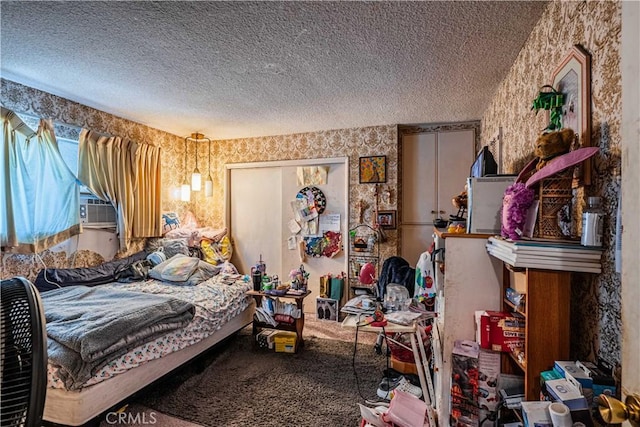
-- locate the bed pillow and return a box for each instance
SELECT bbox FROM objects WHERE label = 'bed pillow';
[161,212,181,235]
[149,254,221,286]
[149,254,199,282]
[146,238,190,259]
[201,235,233,265]
[187,261,222,286]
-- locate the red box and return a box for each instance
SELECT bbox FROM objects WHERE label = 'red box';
[478,311,525,352]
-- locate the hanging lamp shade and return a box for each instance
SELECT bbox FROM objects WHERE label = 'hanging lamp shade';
[186,133,209,192]
[180,182,191,202]
[191,170,201,191]
[181,137,191,202]
[204,175,213,197]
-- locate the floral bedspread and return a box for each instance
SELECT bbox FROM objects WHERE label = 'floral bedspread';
[47,274,252,389]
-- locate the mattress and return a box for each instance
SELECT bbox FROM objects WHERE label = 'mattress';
[43,303,254,426]
[47,274,252,390]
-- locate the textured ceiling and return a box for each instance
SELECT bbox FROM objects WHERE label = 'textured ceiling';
[1,1,548,140]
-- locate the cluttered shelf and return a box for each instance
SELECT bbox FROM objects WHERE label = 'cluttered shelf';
[507,351,527,371]
[348,224,379,299]
[247,289,310,353]
[503,298,525,317]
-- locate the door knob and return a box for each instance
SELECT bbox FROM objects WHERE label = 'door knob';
[598,394,640,426]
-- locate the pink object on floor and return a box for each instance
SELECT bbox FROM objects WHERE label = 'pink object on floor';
[382,390,429,427]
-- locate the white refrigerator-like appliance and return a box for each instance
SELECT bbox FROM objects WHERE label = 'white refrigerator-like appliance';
[466,176,517,234]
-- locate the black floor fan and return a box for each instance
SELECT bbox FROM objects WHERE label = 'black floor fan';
[1,277,48,427]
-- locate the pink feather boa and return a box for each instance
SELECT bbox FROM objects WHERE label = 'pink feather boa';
[501,182,535,240]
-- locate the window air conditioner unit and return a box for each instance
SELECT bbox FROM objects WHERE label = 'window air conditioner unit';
[79,194,117,229]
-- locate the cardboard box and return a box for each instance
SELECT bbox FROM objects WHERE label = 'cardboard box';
[575,361,616,408]
[554,361,594,405]
[451,340,480,427]
[520,401,552,427]
[540,370,562,400]
[477,311,525,352]
[478,349,501,412]
[554,361,593,389]
[256,329,278,349]
[509,270,527,294]
[545,379,589,410]
[274,331,297,353]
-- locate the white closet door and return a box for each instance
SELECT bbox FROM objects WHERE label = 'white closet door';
[400,132,437,265]
[227,158,348,313]
[436,130,475,219]
[400,129,475,266]
[402,132,437,224]
[229,167,283,277]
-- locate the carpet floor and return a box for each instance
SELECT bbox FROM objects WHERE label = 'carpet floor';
[133,325,388,427]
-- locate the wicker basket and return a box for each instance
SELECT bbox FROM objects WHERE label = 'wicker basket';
[535,169,575,240]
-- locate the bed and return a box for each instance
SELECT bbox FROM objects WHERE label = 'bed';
[36,251,254,426]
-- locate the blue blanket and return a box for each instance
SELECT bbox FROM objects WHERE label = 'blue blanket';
[42,285,195,390]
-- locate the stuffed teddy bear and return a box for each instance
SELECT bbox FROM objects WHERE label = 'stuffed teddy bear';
[533,128,575,170]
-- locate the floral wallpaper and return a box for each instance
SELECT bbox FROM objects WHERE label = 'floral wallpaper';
[1,0,624,376]
[209,126,400,263]
[1,79,181,280]
[481,0,622,369]
[0,78,400,279]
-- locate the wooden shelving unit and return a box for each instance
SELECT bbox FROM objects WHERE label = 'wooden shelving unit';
[246,290,311,353]
[347,224,379,299]
[499,263,571,401]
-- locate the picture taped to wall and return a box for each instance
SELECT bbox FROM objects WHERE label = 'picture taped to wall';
[376,210,396,229]
[551,44,592,185]
[359,156,387,184]
[316,297,338,321]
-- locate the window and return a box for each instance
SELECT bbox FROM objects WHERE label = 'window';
[1,110,80,252]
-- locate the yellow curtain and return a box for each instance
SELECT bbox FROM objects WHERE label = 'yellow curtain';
[78,129,162,250]
[132,142,162,237]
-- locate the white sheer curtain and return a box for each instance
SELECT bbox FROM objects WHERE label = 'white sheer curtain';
[1,107,80,253]
[78,129,162,250]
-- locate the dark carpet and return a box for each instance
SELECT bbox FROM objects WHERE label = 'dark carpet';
[135,331,388,427]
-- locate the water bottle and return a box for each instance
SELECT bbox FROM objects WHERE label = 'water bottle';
[581,196,604,247]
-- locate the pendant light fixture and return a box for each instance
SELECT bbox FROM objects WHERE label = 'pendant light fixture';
[184,132,211,195]
[190,133,202,191]
[204,137,213,197]
[180,137,191,202]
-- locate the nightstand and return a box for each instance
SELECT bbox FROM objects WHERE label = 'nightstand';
[246,289,311,353]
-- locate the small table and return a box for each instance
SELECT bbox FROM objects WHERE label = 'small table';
[342,314,436,427]
[246,289,311,352]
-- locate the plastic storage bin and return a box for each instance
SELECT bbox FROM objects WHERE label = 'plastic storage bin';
[274,331,297,353]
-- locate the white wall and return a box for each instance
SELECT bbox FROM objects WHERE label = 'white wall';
[226,157,349,313]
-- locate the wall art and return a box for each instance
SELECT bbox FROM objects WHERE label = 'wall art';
[359,155,387,183]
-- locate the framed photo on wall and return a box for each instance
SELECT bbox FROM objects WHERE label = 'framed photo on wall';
[359,155,387,183]
[551,44,592,185]
[376,210,396,229]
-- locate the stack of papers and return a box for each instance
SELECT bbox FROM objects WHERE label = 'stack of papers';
[254,307,277,326]
[340,295,376,315]
[499,388,525,409]
[486,236,602,273]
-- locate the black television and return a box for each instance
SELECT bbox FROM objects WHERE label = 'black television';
[470,146,498,177]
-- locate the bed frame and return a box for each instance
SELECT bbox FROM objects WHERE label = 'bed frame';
[43,301,254,426]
